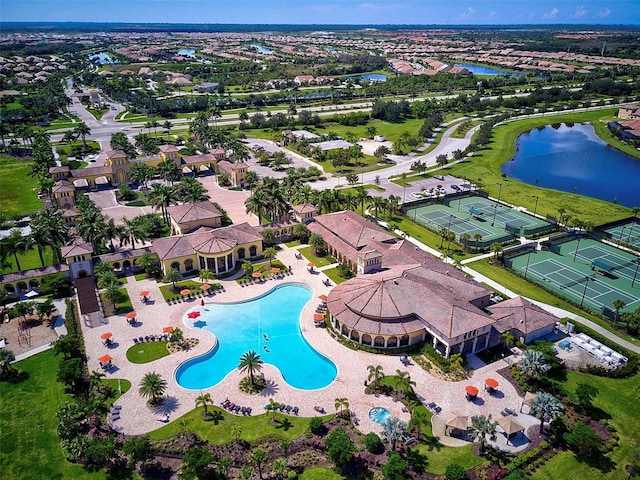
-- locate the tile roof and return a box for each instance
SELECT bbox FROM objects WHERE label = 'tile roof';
[182,153,216,164]
[487,297,558,335]
[167,201,222,224]
[61,242,93,258]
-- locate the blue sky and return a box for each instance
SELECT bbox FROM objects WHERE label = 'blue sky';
[1,0,639,25]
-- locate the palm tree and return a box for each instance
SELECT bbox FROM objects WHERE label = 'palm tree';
[367,364,384,391]
[490,242,503,260]
[119,216,147,249]
[517,349,551,382]
[103,281,122,310]
[271,458,288,480]
[266,398,281,421]
[500,331,515,349]
[263,247,277,266]
[163,268,182,291]
[238,350,263,387]
[245,189,268,225]
[0,349,16,377]
[381,416,409,451]
[36,299,56,325]
[393,370,416,397]
[249,448,267,480]
[218,456,234,478]
[138,372,168,405]
[199,268,214,284]
[73,121,91,151]
[460,232,471,252]
[242,260,253,277]
[195,392,213,417]
[163,120,172,138]
[94,260,114,279]
[439,227,448,249]
[231,425,243,443]
[449,353,465,373]
[2,229,28,271]
[77,207,107,253]
[334,397,350,415]
[178,177,209,203]
[88,370,106,393]
[157,158,181,185]
[473,233,483,252]
[148,183,179,225]
[469,414,497,454]
[410,408,429,441]
[354,187,371,214]
[136,252,158,275]
[530,391,563,433]
[612,299,627,324]
[309,233,324,255]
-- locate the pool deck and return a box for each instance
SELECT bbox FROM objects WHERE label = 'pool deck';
[84,244,537,449]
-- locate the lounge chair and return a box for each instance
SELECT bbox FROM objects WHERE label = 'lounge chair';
[111,405,122,411]
[292,406,299,415]
[109,414,120,421]
[133,338,139,344]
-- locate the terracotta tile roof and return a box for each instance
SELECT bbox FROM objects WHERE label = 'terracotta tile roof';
[97,247,153,263]
[217,160,245,172]
[182,153,216,164]
[0,264,69,283]
[71,165,113,178]
[105,150,126,158]
[291,203,318,214]
[167,201,222,224]
[310,210,395,249]
[49,166,69,174]
[61,242,93,258]
[159,144,179,153]
[487,297,558,335]
[52,180,75,193]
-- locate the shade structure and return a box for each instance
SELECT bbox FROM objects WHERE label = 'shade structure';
[200,284,211,291]
[307,262,315,267]
[314,313,324,321]
[187,311,201,319]
[498,417,525,436]
[180,289,191,296]
[522,391,536,406]
[139,291,150,296]
[465,385,479,396]
[252,272,262,278]
[98,354,112,364]
[318,294,328,301]
[100,332,113,340]
[485,378,499,389]
[271,267,281,273]
[162,326,173,334]
[445,413,469,431]
[126,312,137,319]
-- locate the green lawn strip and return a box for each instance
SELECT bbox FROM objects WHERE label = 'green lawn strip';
[466,258,639,344]
[414,443,486,475]
[100,378,131,409]
[322,266,351,285]
[237,259,288,281]
[0,350,97,480]
[531,370,640,480]
[300,467,346,479]
[148,406,316,445]
[134,272,150,281]
[126,341,170,364]
[159,279,214,301]
[396,216,473,262]
[284,239,302,247]
[298,246,337,267]
[0,157,44,217]
[100,287,133,315]
[444,110,632,226]
[2,245,56,274]
[450,119,483,139]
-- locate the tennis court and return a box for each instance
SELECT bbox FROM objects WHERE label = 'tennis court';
[605,220,640,249]
[507,238,640,315]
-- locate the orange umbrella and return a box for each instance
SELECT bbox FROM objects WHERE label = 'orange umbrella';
[98,354,112,364]
[139,291,150,296]
[180,289,191,296]
[126,312,137,319]
[162,326,173,333]
[318,294,328,301]
[271,267,281,273]
[252,272,262,278]
[200,284,211,291]
[100,332,113,339]
[485,378,499,389]
[465,385,479,396]
[307,262,315,267]
[314,313,324,321]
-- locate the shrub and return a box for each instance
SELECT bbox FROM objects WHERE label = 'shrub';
[445,463,467,480]
[325,427,354,468]
[309,417,324,435]
[364,432,384,454]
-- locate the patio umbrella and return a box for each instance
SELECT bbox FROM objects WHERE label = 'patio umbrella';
[98,354,112,364]
[162,326,173,334]
[318,294,328,301]
[200,284,211,291]
[465,385,479,396]
[126,312,137,319]
[139,291,150,297]
[314,313,324,321]
[100,332,113,340]
[271,267,281,273]
[180,289,191,296]
[252,272,262,278]
[307,262,315,267]
[445,413,469,431]
[187,311,201,319]
[498,417,525,437]
[485,378,499,389]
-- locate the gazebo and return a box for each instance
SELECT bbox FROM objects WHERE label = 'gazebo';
[521,391,536,413]
[497,417,525,445]
[445,413,469,437]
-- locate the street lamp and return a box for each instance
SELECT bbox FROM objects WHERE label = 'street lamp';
[580,275,595,307]
[496,182,503,204]
[524,252,532,279]
[573,237,581,262]
[632,259,640,288]
[491,204,498,227]
[532,195,539,217]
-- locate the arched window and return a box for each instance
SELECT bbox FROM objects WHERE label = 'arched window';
[113,262,121,270]
[399,335,410,347]
[350,330,360,343]
[123,260,132,269]
[362,334,372,346]
[4,284,15,295]
[238,248,246,259]
[249,246,257,257]
[374,336,385,347]
[28,279,40,288]
[170,261,180,271]
[341,325,349,336]
[184,259,194,271]
[387,336,398,348]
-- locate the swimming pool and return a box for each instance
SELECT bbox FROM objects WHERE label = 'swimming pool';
[369,407,391,424]
[175,283,337,390]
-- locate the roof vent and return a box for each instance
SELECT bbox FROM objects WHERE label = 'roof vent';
[394,280,398,285]
[445,271,449,275]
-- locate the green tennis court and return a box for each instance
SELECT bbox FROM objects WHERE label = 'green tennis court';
[507,237,640,315]
[605,220,640,249]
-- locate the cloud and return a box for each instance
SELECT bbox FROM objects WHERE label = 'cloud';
[459,7,475,21]
[488,11,498,20]
[358,2,379,11]
[543,7,559,19]
[573,5,587,18]
[596,7,611,18]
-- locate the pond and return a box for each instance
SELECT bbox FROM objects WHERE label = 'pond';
[501,123,640,207]
[88,52,117,65]
[249,44,273,55]
[347,73,387,82]
[177,49,196,57]
[455,63,523,77]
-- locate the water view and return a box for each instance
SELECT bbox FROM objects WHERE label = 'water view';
[248,44,273,54]
[347,73,387,82]
[88,52,117,64]
[501,123,640,207]
[455,63,523,76]
[177,49,196,57]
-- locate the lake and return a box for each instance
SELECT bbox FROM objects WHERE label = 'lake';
[501,123,640,207]
[88,52,117,64]
[177,49,196,57]
[347,73,387,82]
[455,63,523,77]
[249,44,273,54]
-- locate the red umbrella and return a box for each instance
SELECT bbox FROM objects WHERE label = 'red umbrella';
[100,332,113,340]
[188,311,201,319]
[307,262,315,267]
[180,289,191,296]
[465,386,479,396]
[200,284,211,291]
[314,313,324,321]
[318,294,328,301]
[485,378,499,389]
[139,291,150,296]
[98,354,112,364]
[162,326,173,333]
[126,312,137,319]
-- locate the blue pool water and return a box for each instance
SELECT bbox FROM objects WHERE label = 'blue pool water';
[501,123,640,207]
[455,63,523,77]
[369,407,391,424]
[347,73,387,82]
[175,283,337,390]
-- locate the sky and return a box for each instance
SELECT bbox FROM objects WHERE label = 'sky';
[1,0,639,25]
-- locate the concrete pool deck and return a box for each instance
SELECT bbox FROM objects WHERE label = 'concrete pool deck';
[82,243,537,443]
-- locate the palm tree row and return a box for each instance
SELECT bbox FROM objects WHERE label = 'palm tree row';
[148,178,210,226]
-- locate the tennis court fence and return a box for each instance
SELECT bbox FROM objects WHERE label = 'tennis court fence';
[502,243,537,267]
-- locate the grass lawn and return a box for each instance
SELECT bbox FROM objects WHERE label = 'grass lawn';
[466,258,640,345]
[322,266,352,285]
[101,378,131,409]
[444,110,633,226]
[0,157,44,217]
[159,279,219,301]
[1,245,56,274]
[100,287,133,315]
[126,341,170,364]
[149,406,318,445]
[395,216,473,262]
[300,467,345,479]
[298,246,337,267]
[134,272,151,281]
[0,350,97,480]
[531,370,640,480]
[415,443,486,475]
